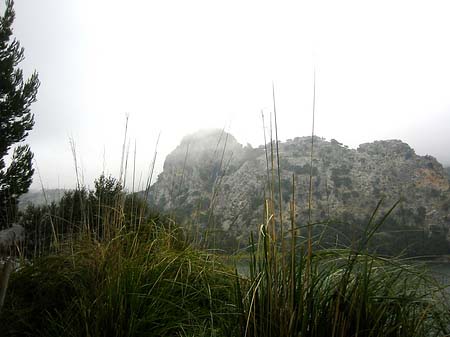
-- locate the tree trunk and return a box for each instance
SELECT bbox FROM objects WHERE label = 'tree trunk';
[0,259,14,312]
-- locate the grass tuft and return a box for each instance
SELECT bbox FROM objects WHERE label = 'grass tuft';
[1,224,239,337]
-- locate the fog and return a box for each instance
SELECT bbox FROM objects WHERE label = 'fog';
[6,0,450,190]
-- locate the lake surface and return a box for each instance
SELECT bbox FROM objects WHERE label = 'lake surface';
[233,258,450,288]
[427,262,450,286]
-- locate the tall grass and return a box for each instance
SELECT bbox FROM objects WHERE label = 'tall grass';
[235,205,450,337]
[1,222,239,337]
[1,125,239,336]
[4,195,449,336]
[234,82,450,336]
[2,114,450,336]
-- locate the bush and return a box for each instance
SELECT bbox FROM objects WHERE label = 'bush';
[1,225,239,337]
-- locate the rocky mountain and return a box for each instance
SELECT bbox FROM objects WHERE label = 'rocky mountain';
[18,189,65,210]
[149,129,450,255]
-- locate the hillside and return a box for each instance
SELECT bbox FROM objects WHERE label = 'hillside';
[18,189,65,209]
[149,129,450,255]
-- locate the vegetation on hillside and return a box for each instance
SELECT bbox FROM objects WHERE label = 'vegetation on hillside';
[445,166,450,181]
[1,170,449,336]
[149,131,450,255]
[1,2,450,336]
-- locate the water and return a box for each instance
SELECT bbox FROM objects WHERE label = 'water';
[428,262,450,286]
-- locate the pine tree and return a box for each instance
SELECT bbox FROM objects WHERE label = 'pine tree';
[0,0,40,227]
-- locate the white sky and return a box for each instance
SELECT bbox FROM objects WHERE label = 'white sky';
[5,0,450,190]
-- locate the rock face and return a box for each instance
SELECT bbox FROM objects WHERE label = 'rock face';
[149,129,450,255]
[0,224,24,254]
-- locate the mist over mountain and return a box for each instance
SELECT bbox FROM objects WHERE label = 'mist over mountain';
[149,129,450,255]
[18,189,66,210]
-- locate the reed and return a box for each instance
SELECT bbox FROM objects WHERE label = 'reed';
[0,221,239,337]
[234,78,450,337]
[1,108,449,337]
[235,203,450,337]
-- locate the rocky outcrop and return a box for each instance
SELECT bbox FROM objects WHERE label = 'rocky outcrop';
[0,224,24,254]
[149,130,450,254]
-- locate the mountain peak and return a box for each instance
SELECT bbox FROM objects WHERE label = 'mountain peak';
[151,130,450,254]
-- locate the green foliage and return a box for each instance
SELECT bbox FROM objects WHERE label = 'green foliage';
[235,203,450,337]
[57,187,90,230]
[18,174,150,256]
[0,0,40,226]
[1,226,239,337]
[331,166,352,188]
[92,174,123,203]
[415,206,427,225]
[281,160,318,176]
[20,201,58,256]
[3,178,450,336]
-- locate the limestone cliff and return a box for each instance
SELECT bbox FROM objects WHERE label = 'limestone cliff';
[149,129,450,255]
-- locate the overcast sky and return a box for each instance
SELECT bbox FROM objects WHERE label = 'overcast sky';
[5,0,450,190]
